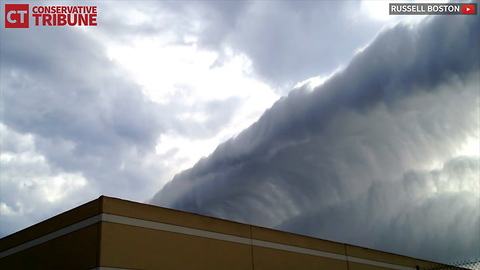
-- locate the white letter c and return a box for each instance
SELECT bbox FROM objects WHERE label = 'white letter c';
[7,10,17,23]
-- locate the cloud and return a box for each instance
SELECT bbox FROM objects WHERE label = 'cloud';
[0,24,174,234]
[151,13,480,263]
[1,1,477,264]
[277,156,480,262]
[0,1,278,236]
[0,26,167,198]
[0,124,96,235]
[160,0,388,91]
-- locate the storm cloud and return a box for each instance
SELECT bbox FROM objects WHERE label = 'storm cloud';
[152,13,480,263]
[1,0,478,264]
[160,0,386,90]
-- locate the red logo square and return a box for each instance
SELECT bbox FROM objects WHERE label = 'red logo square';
[462,4,475,15]
[5,4,29,28]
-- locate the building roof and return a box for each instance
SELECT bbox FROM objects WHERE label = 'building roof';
[0,196,458,270]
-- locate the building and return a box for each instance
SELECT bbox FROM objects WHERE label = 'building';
[0,196,457,270]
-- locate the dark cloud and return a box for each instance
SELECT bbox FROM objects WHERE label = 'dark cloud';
[161,0,385,90]
[277,156,480,262]
[151,13,480,263]
[0,27,166,199]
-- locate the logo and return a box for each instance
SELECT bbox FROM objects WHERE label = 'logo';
[4,4,98,28]
[462,4,475,14]
[5,4,29,28]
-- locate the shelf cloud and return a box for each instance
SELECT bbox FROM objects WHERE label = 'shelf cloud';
[151,13,480,263]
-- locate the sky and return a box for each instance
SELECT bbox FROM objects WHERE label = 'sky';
[1,0,479,265]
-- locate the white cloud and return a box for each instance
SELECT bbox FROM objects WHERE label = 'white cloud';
[359,0,458,22]
[105,34,279,174]
[0,124,94,235]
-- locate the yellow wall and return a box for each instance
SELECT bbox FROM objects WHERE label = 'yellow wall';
[0,196,462,270]
[0,198,102,270]
[345,245,416,270]
[0,224,100,270]
[100,222,253,270]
